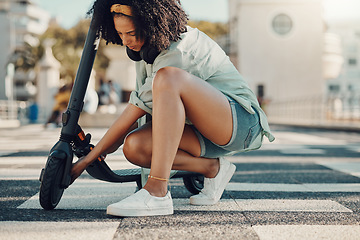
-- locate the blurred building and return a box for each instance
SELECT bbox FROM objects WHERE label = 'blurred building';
[229,0,345,125]
[103,45,136,103]
[229,0,325,101]
[0,0,50,100]
[325,19,360,119]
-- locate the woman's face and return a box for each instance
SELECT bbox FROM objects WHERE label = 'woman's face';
[114,16,145,52]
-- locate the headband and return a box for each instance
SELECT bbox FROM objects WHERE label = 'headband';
[110,4,133,16]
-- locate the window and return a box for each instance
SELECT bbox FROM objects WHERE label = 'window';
[272,14,293,36]
[0,2,10,12]
[257,85,265,106]
[257,85,264,98]
[329,85,340,93]
[348,58,357,66]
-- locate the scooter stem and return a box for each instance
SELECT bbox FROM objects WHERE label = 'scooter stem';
[50,17,100,188]
[61,18,100,139]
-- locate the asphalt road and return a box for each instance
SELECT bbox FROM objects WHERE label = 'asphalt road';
[0,124,360,240]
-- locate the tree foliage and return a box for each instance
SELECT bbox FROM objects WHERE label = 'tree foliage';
[188,20,229,40]
[38,19,109,84]
[10,43,39,71]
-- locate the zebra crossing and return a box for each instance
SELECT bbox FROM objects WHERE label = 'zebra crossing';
[1,124,360,239]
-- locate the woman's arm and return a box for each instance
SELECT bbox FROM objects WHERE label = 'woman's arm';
[71,103,146,182]
[104,121,138,155]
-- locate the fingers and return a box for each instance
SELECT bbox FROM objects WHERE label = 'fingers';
[70,161,83,185]
[70,164,76,185]
[70,175,76,185]
[70,169,82,185]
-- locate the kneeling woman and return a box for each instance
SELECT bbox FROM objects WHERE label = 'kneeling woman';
[71,0,275,217]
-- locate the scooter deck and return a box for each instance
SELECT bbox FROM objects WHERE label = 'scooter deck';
[86,159,201,183]
[86,160,140,183]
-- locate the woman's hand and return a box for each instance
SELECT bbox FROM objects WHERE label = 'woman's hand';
[69,104,145,185]
[70,157,88,184]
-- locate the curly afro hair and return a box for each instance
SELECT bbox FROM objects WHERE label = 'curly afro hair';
[88,0,188,51]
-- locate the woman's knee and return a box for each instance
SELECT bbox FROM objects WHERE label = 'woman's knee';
[153,67,186,93]
[122,132,152,167]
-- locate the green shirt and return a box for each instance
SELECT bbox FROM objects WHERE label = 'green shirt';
[129,27,275,153]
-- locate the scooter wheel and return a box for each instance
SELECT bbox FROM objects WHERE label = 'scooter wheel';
[183,175,204,195]
[39,156,66,210]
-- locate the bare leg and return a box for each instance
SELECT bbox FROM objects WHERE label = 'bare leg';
[123,123,220,178]
[138,67,233,197]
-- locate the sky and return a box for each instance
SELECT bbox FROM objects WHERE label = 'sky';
[34,0,360,29]
[34,0,228,29]
[323,0,360,22]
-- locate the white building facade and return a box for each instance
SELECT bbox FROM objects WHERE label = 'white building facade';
[0,0,50,100]
[229,0,324,100]
[325,20,360,120]
[228,0,346,125]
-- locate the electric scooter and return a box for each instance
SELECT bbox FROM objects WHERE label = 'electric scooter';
[38,17,204,210]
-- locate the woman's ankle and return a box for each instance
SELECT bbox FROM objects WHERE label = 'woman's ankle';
[143,178,168,197]
[204,158,220,178]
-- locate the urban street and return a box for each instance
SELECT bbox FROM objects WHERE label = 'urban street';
[0,124,360,239]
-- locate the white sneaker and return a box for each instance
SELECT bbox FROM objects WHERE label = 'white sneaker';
[190,157,236,205]
[107,189,173,217]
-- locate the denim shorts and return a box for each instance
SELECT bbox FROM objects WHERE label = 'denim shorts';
[191,96,262,158]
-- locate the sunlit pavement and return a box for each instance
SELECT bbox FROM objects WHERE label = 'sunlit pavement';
[1,124,360,240]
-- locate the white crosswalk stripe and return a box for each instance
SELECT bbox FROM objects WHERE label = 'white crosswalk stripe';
[253,225,360,240]
[18,161,360,212]
[226,182,360,192]
[0,222,119,240]
[18,177,359,211]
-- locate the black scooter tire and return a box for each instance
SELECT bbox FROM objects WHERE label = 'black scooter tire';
[39,156,66,210]
[183,175,204,195]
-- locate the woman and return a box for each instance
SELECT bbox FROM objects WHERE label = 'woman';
[71,0,275,217]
